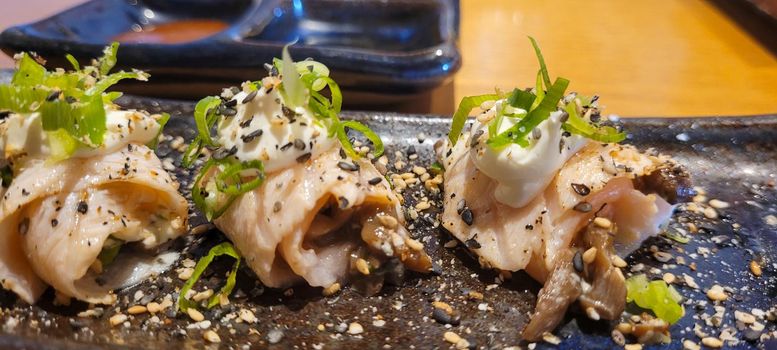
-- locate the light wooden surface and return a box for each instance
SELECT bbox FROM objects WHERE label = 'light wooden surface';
[2,0,776,117]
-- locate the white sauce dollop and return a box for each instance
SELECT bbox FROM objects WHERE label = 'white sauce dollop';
[469,100,589,208]
[0,107,162,163]
[216,86,335,173]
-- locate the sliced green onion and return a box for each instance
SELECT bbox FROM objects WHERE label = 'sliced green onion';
[661,228,690,244]
[338,120,384,158]
[191,159,237,221]
[12,54,46,86]
[46,128,80,161]
[178,242,241,312]
[97,238,123,267]
[529,70,545,111]
[626,274,685,324]
[528,36,551,89]
[86,70,148,96]
[146,112,170,149]
[448,94,501,146]
[181,138,203,168]
[98,42,120,76]
[280,45,306,109]
[193,96,222,147]
[561,100,626,143]
[429,161,444,175]
[65,54,80,71]
[507,88,536,111]
[488,77,569,148]
[215,160,265,196]
[40,96,107,146]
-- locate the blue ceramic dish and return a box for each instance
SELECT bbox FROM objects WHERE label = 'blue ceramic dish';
[0,0,461,100]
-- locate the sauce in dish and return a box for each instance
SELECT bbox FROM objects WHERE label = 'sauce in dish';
[113,19,228,44]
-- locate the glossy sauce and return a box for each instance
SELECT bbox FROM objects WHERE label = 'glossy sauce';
[113,19,228,44]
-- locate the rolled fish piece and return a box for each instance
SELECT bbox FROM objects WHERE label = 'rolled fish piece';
[186,48,432,293]
[438,39,692,340]
[0,44,189,304]
[215,147,431,290]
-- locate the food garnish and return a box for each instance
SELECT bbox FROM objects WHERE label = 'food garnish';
[178,242,241,312]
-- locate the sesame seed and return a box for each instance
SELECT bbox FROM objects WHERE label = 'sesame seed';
[322,283,341,296]
[203,330,221,343]
[612,255,627,268]
[571,183,591,196]
[368,177,382,185]
[701,337,723,348]
[355,258,370,275]
[750,260,762,277]
[77,201,88,214]
[460,208,474,225]
[273,201,282,213]
[593,217,612,228]
[241,90,258,104]
[347,322,363,335]
[337,161,360,172]
[706,285,728,301]
[109,313,127,327]
[573,251,584,272]
[127,305,147,315]
[573,201,592,213]
[582,247,597,264]
[708,199,729,209]
[187,308,205,322]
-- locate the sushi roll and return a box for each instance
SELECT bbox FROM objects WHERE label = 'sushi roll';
[437,38,692,340]
[182,47,432,295]
[0,44,189,304]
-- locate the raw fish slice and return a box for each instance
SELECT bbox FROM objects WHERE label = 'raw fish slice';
[216,147,432,290]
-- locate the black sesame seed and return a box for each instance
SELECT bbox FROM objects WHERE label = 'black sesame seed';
[77,201,88,214]
[337,161,359,172]
[461,208,474,226]
[213,146,238,160]
[562,131,572,138]
[573,251,584,272]
[280,142,293,151]
[559,111,570,123]
[525,224,534,230]
[273,201,282,213]
[296,153,311,163]
[465,237,481,249]
[456,199,466,214]
[51,219,58,227]
[293,138,305,150]
[239,118,253,128]
[432,308,460,325]
[46,90,62,102]
[338,196,349,209]
[65,96,77,104]
[221,107,237,117]
[241,90,258,104]
[0,111,9,120]
[571,183,591,196]
[18,217,29,235]
[406,146,416,155]
[223,98,237,107]
[339,148,347,159]
[240,129,263,143]
[21,188,29,196]
[368,177,382,185]
[573,201,592,213]
[470,129,484,147]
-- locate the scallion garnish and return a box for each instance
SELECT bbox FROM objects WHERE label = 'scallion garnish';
[447,37,627,149]
[0,42,150,159]
[626,274,685,324]
[337,120,384,158]
[448,94,501,146]
[178,242,241,312]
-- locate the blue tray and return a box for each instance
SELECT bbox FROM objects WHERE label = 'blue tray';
[0,0,461,101]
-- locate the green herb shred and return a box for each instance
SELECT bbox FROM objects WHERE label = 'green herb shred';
[0,42,150,159]
[447,36,626,149]
[178,242,241,312]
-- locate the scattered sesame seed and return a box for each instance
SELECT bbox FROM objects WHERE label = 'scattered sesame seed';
[571,183,590,196]
[355,258,370,275]
[706,284,728,301]
[109,313,127,327]
[593,217,611,229]
[750,260,762,277]
[701,337,723,348]
[322,283,341,297]
[573,201,592,213]
[611,255,627,268]
[187,308,205,322]
[708,199,729,209]
[347,322,364,335]
[127,305,147,315]
[203,330,221,343]
[582,247,597,264]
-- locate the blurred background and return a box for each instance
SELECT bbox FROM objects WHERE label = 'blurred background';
[1,0,776,117]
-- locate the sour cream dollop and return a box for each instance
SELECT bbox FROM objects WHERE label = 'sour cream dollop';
[0,107,162,163]
[216,84,335,173]
[469,100,589,208]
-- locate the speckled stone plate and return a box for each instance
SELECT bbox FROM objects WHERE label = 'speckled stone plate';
[0,95,775,350]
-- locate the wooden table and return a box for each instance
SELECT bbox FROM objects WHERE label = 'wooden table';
[2,0,776,117]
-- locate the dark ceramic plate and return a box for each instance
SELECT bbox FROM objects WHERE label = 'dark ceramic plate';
[0,0,460,101]
[0,94,775,350]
